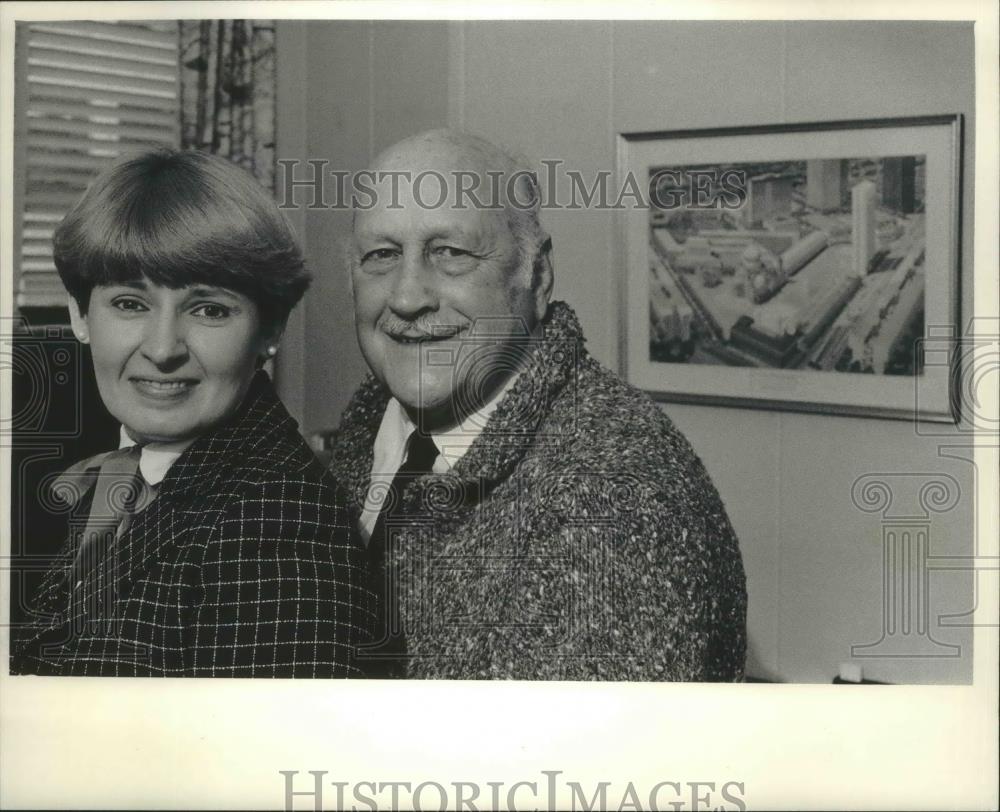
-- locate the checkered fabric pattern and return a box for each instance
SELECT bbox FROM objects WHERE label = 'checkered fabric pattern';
[11,372,373,677]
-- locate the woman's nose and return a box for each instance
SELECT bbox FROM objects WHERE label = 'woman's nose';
[141,312,188,366]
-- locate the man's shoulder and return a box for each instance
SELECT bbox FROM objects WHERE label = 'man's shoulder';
[542,356,700,471]
[519,356,733,524]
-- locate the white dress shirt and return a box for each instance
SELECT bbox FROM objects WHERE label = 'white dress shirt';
[118,426,195,486]
[358,375,518,541]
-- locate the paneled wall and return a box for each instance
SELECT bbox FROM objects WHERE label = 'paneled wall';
[276,20,976,683]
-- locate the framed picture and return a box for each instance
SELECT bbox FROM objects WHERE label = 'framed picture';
[617,115,963,421]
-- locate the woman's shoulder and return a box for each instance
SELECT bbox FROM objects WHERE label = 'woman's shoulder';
[164,374,352,529]
[172,374,333,490]
[218,425,340,496]
[198,434,352,540]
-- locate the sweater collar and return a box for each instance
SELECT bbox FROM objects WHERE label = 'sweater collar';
[330,300,586,511]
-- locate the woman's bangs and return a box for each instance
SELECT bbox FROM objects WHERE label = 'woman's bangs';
[87,198,258,296]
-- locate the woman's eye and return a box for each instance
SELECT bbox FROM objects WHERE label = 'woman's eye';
[111,297,147,312]
[191,303,231,320]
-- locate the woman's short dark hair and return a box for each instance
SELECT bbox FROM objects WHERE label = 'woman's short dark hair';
[53,148,309,328]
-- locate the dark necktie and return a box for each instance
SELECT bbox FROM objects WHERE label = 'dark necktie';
[363,431,439,678]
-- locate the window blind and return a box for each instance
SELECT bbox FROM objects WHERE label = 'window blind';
[17,20,181,310]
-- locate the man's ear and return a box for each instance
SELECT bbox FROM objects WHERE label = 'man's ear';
[67,295,89,343]
[531,236,554,322]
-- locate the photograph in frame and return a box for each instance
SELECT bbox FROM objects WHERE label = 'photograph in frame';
[618,116,962,420]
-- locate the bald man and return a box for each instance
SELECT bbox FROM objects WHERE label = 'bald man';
[328,130,747,680]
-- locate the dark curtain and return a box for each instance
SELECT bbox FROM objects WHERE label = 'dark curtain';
[179,20,277,191]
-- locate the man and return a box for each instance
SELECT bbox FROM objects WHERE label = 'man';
[328,129,746,680]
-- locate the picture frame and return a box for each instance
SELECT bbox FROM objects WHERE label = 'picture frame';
[617,115,963,421]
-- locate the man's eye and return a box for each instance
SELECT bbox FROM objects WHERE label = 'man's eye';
[434,246,470,258]
[191,303,231,320]
[361,248,398,264]
[111,297,147,312]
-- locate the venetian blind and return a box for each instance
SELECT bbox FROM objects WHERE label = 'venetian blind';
[17,20,181,310]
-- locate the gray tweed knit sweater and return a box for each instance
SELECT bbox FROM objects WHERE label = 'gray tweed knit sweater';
[328,301,746,680]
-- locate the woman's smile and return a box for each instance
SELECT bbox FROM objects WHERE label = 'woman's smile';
[129,376,200,400]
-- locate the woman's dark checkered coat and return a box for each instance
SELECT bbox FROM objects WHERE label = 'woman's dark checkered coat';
[11,372,372,677]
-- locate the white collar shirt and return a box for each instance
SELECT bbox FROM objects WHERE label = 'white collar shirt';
[359,374,517,542]
[118,426,195,487]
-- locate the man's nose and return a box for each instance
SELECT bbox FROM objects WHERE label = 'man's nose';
[141,311,188,367]
[387,249,439,317]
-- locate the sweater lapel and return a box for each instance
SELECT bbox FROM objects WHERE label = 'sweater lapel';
[329,301,586,518]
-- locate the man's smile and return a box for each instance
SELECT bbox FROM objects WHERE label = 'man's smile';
[384,325,466,344]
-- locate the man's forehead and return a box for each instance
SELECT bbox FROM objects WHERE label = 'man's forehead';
[354,199,508,241]
[353,131,529,241]
[365,159,517,200]
[372,132,516,176]
[372,153,496,178]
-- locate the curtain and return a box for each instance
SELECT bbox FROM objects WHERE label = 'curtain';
[179,20,276,190]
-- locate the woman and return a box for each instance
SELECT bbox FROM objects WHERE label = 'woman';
[11,148,371,677]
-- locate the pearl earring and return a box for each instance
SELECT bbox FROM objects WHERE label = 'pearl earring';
[266,345,278,357]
